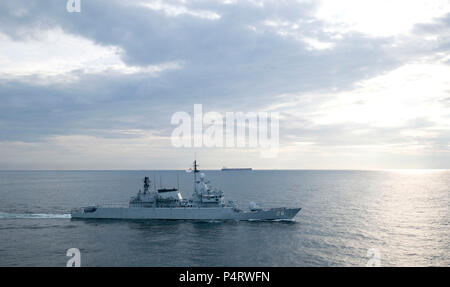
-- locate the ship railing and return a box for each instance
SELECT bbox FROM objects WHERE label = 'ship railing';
[97,203,128,208]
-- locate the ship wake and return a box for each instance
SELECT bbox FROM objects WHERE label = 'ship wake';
[0,212,71,219]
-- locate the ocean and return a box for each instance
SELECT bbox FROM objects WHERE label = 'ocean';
[0,170,448,266]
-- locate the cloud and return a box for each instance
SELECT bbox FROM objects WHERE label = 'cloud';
[0,28,181,83]
[0,0,449,169]
[136,0,221,20]
[308,58,450,128]
[316,0,450,37]
[301,37,335,50]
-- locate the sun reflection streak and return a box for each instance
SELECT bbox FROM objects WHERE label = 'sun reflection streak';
[382,169,448,175]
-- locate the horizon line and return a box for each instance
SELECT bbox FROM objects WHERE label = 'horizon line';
[0,168,448,172]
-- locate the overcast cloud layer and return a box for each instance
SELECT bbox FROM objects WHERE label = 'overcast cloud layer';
[0,0,449,169]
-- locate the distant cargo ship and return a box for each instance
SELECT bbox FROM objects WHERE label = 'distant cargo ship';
[221,167,252,171]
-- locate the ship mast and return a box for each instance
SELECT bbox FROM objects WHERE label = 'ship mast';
[143,176,150,194]
[193,160,199,194]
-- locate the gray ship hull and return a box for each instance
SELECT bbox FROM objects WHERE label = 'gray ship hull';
[71,206,301,221]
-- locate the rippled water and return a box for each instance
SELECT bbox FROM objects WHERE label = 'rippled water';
[0,170,448,266]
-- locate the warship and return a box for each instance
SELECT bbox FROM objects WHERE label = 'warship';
[71,161,301,220]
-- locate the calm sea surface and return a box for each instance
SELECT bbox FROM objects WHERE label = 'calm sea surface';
[0,170,448,266]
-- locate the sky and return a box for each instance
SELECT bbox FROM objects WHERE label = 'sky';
[0,0,449,170]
